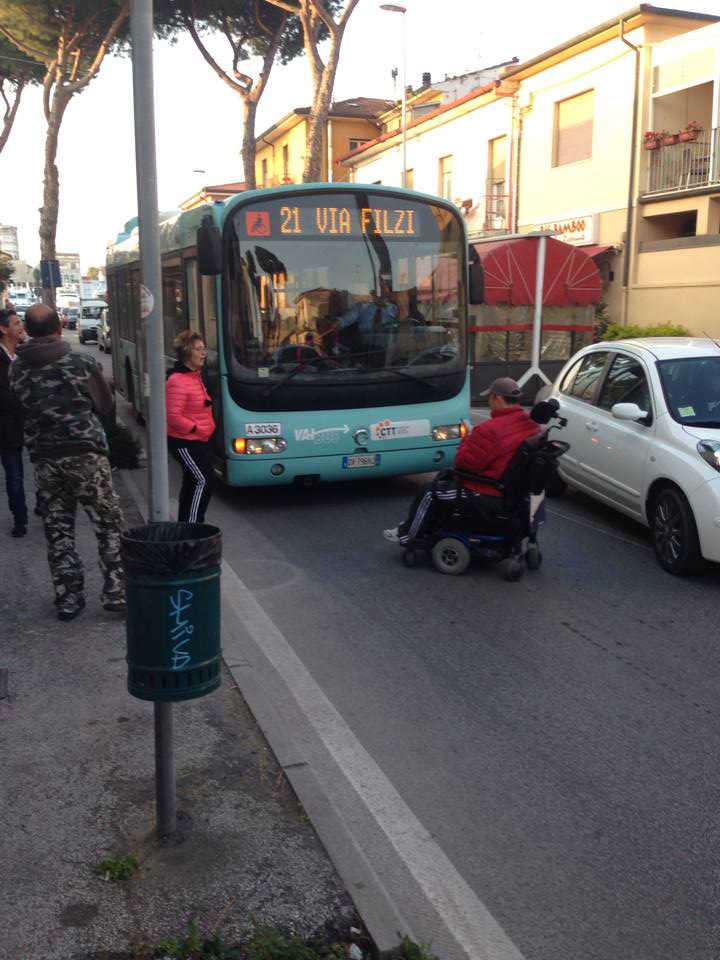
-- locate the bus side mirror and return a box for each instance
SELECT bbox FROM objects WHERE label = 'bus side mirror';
[198,216,222,275]
[468,248,484,304]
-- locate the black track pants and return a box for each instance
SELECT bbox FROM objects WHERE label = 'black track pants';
[168,438,215,523]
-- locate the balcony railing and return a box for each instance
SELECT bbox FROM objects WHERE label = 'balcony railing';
[644,128,720,196]
[483,193,509,232]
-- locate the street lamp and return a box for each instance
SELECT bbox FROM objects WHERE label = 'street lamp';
[379,3,407,188]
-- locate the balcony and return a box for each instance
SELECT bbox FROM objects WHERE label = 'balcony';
[644,128,720,197]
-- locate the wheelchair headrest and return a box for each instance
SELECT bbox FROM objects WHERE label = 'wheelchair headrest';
[530,398,559,424]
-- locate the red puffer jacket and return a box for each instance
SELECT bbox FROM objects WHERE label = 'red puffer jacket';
[166,365,216,442]
[454,405,540,496]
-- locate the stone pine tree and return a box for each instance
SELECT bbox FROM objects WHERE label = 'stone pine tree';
[0,2,130,300]
[164,0,307,191]
[264,0,359,182]
[0,36,44,154]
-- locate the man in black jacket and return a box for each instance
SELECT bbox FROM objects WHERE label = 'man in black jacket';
[0,307,28,537]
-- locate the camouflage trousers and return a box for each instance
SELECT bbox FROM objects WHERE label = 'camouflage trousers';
[34,453,125,609]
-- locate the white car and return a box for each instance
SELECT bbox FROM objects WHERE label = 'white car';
[545,337,720,575]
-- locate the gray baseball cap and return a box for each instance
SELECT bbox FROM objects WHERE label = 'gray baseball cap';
[478,377,523,398]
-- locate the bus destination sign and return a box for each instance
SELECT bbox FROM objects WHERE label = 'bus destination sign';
[243,204,420,239]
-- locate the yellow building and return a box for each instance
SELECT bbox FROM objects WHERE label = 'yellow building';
[507,5,719,331]
[340,5,720,337]
[254,97,392,186]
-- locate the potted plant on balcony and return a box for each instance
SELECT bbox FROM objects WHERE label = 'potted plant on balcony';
[659,129,678,146]
[643,130,662,150]
[679,120,702,142]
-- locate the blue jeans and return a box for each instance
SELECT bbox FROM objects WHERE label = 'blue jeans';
[0,446,28,527]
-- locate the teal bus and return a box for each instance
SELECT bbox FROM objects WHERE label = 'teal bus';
[106,183,480,485]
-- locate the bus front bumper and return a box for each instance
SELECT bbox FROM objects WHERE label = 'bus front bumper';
[223,443,460,486]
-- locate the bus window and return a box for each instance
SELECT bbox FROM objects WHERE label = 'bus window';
[201,275,218,351]
[185,258,199,329]
[162,263,184,355]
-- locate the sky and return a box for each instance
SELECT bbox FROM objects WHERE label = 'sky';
[1,0,719,272]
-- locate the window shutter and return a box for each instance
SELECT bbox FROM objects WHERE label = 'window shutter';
[555,90,594,166]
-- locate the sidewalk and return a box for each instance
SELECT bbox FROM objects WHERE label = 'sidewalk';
[0,468,356,959]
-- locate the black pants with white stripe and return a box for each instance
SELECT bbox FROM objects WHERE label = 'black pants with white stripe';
[168,437,215,523]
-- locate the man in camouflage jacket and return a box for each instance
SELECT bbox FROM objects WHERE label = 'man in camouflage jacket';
[10,304,125,620]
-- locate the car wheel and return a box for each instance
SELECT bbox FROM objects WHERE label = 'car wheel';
[78,333,85,344]
[651,488,701,576]
[431,537,470,576]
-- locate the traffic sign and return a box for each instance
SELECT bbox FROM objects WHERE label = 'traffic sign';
[40,259,62,288]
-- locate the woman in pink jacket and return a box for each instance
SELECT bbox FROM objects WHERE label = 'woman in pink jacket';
[166,330,216,523]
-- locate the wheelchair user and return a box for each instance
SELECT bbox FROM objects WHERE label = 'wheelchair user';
[382,377,542,546]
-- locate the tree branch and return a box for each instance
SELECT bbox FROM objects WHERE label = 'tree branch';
[64,1,130,96]
[185,12,250,96]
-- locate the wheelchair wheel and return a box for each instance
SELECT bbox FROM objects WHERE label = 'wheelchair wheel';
[402,548,417,568]
[525,545,542,570]
[431,538,471,576]
[502,557,525,581]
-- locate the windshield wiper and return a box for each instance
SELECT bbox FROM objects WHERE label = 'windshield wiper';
[261,355,328,397]
[381,366,438,388]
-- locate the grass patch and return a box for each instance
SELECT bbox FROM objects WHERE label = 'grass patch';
[96,854,139,883]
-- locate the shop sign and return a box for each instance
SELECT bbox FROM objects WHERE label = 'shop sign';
[537,214,598,245]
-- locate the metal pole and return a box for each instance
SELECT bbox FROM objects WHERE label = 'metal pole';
[130,0,169,525]
[517,233,551,388]
[400,12,407,187]
[530,234,546,373]
[131,0,175,839]
[154,701,176,837]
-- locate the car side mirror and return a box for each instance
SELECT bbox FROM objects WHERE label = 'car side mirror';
[611,402,650,422]
[198,215,222,275]
[468,247,484,305]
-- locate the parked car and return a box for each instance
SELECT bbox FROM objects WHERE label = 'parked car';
[98,308,111,353]
[78,298,105,344]
[545,337,720,576]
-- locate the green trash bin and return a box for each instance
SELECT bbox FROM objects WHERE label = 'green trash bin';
[120,522,222,702]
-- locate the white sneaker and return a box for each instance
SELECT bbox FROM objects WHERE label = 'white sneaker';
[383,527,400,543]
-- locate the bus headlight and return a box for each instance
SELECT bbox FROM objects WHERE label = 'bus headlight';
[432,423,467,441]
[233,437,288,454]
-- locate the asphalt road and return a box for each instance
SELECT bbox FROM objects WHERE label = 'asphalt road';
[76,331,720,960]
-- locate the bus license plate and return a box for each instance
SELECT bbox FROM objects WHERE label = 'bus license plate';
[343,454,380,469]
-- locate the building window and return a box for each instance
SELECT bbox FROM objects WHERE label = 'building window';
[348,138,370,152]
[282,145,289,177]
[261,158,268,188]
[554,90,594,166]
[405,168,414,190]
[439,155,453,200]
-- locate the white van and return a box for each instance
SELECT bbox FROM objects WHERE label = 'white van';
[78,298,106,344]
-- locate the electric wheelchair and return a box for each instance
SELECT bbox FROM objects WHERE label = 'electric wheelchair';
[399,401,569,579]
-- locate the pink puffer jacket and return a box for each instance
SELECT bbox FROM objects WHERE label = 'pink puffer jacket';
[166,366,216,442]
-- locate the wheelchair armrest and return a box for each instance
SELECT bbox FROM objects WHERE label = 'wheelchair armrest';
[453,468,504,490]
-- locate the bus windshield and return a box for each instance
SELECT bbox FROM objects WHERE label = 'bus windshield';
[225,191,465,391]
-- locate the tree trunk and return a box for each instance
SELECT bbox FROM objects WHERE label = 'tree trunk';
[39,87,71,304]
[242,96,258,191]
[0,79,25,155]
[303,44,341,182]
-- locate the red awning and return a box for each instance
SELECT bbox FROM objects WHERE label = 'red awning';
[581,244,616,259]
[472,236,602,307]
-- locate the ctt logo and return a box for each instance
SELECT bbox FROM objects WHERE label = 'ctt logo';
[373,418,399,440]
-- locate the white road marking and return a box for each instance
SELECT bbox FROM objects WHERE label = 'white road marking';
[221,560,527,960]
[545,504,653,551]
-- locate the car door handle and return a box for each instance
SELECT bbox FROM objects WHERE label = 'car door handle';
[585,421,598,431]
